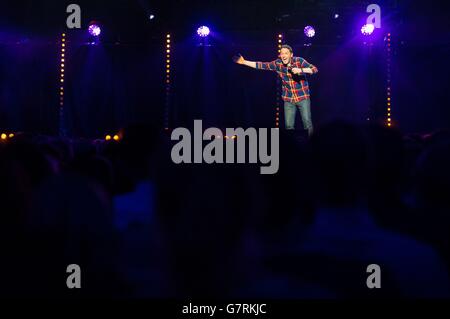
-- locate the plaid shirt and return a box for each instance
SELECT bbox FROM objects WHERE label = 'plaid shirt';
[255,56,318,103]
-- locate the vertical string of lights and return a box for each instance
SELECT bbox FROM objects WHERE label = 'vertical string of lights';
[165,33,171,130]
[386,32,392,127]
[59,33,66,137]
[276,33,283,128]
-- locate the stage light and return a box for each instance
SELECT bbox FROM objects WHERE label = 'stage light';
[105,135,112,141]
[149,14,155,20]
[88,24,101,37]
[197,26,210,37]
[9,133,14,138]
[1,133,6,140]
[304,26,316,38]
[113,135,120,141]
[334,14,339,19]
[361,24,375,36]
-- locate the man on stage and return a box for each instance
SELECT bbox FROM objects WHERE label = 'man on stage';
[234,45,318,136]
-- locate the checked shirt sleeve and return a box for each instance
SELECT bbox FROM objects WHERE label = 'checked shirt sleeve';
[300,58,318,74]
[255,60,281,72]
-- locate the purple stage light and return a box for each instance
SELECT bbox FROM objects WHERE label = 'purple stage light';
[88,24,101,37]
[304,25,316,38]
[197,26,210,37]
[361,24,375,36]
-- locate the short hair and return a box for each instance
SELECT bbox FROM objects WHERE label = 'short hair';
[280,44,293,53]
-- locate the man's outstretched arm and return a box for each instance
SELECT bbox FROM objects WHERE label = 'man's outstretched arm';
[233,54,279,71]
[234,54,257,68]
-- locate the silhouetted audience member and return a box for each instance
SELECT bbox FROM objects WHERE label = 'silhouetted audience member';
[253,122,450,298]
[22,173,128,298]
[286,121,450,298]
[412,139,450,273]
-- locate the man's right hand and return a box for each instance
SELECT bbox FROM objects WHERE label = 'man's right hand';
[233,54,245,64]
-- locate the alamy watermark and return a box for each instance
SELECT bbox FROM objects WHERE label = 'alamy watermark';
[170,120,279,175]
[366,264,381,289]
[66,264,81,289]
[366,4,381,28]
[66,4,81,29]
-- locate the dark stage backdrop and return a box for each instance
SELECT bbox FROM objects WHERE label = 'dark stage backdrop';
[0,37,166,138]
[0,41,59,135]
[0,35,387,136]
[394,43,450,134]
[1,31,448,137]
[65,40,165,138]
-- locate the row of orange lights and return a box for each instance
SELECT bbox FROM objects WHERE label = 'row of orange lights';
[60,33,66,107]
[105,134,121,141]
[166,34,171,85]
[1,133,15,140]
[276,34,283,127]
[165,34,171,130]
[386,32,392,127]
[277,33,283,54]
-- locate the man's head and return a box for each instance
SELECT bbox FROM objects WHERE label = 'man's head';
[280,45,293,65]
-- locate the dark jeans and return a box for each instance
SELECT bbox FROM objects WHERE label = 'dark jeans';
[284,99,313,135]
